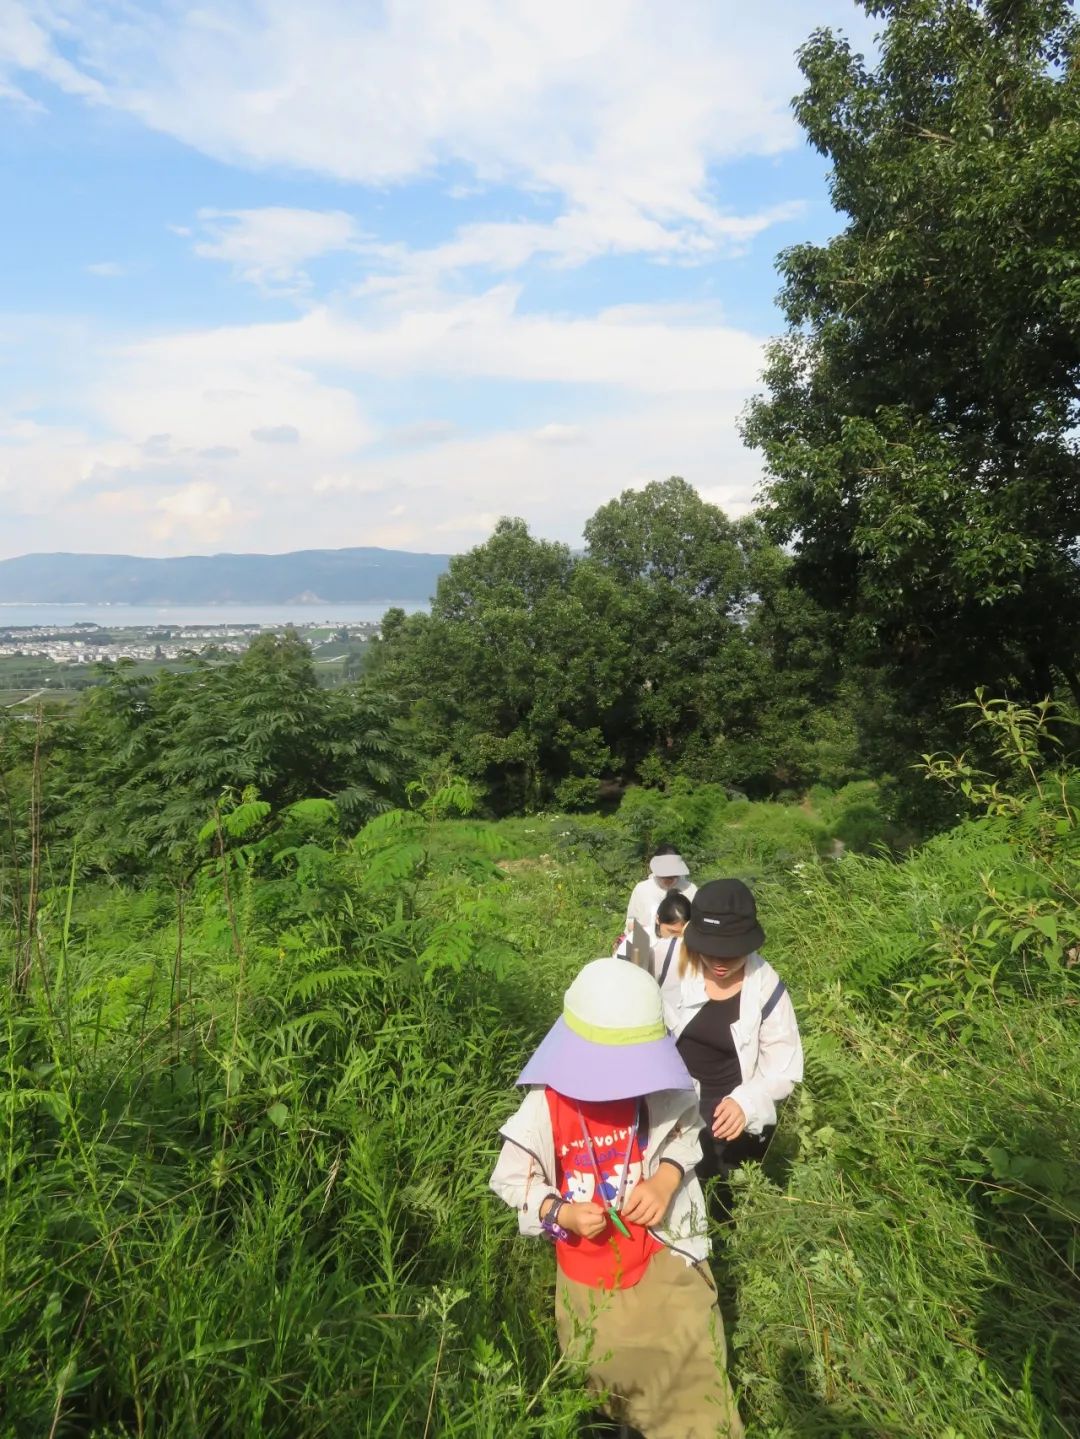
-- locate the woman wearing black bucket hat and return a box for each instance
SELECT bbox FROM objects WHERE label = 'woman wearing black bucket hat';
[669,879,803,1185]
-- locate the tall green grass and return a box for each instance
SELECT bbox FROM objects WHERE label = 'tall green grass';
[2,768,1077,1435]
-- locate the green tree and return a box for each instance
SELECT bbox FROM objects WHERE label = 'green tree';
[50,632,399,872]
[584,478,858,792]
[366,520,633,810]
[743,0,1080,760]
[368,484,859,808]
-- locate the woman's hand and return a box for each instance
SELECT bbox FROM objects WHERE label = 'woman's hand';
[619,1165,680,1228]
[712,1097,746,1141]
[560,1202,608,1239]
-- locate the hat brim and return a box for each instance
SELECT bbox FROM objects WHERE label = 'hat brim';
[683,919,765,959]
[517,1016,694,1101]
[650,860,689,878]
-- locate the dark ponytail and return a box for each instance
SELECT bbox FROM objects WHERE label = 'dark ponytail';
[656,891,692,927]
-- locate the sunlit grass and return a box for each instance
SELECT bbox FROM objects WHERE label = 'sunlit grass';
[1,786,1076,1435]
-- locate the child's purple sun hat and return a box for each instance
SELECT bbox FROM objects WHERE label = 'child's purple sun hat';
[517,957,694,1102]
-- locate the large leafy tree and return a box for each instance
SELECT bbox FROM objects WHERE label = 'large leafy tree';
[367,519,637,810]
[50,632,399,872]
[584,477,857,791]
[744,0,1080,750]
[583,478,767,780]
[369,484,858,808]
[583,478,758,741]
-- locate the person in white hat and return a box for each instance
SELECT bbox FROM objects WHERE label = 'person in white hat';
[490,957,744,1438]
[624,845,697,942]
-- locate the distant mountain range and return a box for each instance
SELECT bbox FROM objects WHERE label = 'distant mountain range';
[0,548,452,605]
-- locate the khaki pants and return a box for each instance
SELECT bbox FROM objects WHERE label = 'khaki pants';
[554,1248,744,1439]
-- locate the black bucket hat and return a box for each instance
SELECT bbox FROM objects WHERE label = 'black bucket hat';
[684,879,765,959]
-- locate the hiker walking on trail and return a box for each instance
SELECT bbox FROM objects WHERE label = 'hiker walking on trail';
[625,846,697,940]
[652,889,692,1021]
[669,880,803,1185]
[490,957,744,1439]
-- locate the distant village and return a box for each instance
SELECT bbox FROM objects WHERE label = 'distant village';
[0,619,382,667]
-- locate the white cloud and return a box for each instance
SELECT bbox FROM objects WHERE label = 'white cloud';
[384,420,458,450]
[354,199,804,301]
[191,207,359,292]
[86,260,128,277]
[531,423,585,447]
[0,1,878,556]
[0,4,105,104]
[4,1,868,279]
[251,423,300,444]
[11,2,805,181]
[126,289,763,395]
[0,283,766,555]
[91,479,241,545]
[89,346,374,462]
[152,481,236,541]
[311,471,385,495]
[0,75,43,110]
[91,488,148,515]
[320,388,761,552]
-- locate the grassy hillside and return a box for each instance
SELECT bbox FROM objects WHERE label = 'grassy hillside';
[1,773,1076,1436]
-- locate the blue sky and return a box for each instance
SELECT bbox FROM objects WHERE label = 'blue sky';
[0,1,875,558]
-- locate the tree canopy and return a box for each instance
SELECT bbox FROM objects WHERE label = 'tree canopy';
[365,482,859,811]
[743,0,1080,750]
[34,632,399,874]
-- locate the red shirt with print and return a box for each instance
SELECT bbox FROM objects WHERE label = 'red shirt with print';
[546,1088,661,1291]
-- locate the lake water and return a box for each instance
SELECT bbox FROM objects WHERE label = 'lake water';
[0,601,429,629]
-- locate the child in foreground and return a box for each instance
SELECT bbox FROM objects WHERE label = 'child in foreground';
[490,957,744,1438]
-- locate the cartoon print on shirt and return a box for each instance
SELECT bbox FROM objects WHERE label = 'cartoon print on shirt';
[559,1122,643,1213]
[565,1169,596,1203]
[598,1160,642,1205]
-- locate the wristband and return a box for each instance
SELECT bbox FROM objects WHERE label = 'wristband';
[540,1197,570,1241]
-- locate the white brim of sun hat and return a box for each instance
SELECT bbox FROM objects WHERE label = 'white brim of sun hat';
[649,853,689,878]
[516,957,694,1101]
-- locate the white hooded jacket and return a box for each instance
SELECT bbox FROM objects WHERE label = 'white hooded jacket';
[489,1085,710,1265]
[669,951,803,1136]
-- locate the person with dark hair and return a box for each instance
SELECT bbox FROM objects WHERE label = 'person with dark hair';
[656,889,692,936]
[668,879,803,1185]
[652,890,692,1018]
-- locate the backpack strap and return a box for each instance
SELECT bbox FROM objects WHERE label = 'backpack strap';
[761,978,786,1024]
[657,936,678,987]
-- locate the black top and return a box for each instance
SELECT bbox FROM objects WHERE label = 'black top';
[676,993,743,1127]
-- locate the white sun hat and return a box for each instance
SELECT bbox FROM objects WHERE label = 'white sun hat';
[516,957,693,1100]
[649,852,689,878]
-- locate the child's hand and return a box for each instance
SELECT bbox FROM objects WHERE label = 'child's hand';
[620,1166,679,1228]
[562,1202,608,1239]
[711,1097,746,1141]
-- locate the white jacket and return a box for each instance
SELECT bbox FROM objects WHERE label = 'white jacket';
[650,935,684,1019]
[669,951,803,1137]
[625,877,697,938]
[489,1085,710,1264]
